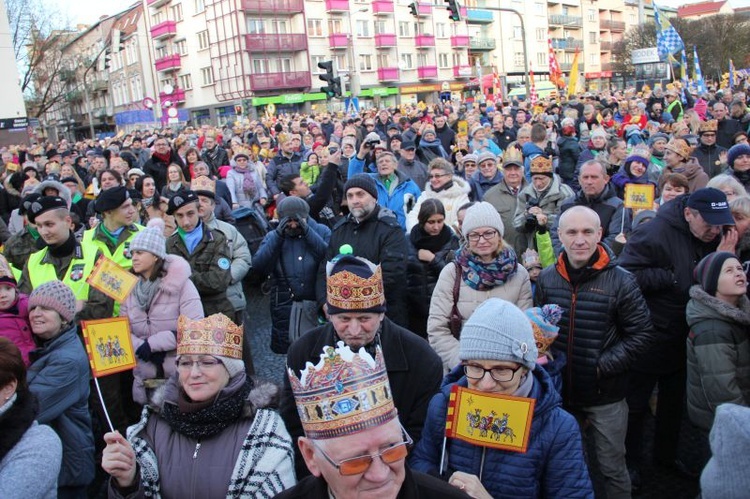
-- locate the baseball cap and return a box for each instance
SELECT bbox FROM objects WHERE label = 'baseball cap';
[686,188,736,226]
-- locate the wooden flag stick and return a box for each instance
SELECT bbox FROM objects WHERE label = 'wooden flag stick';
[94,377,115,432]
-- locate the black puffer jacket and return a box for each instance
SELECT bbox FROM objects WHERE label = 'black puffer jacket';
[535,245,655,407]
[618,195,719,373]
[693,142,727,178]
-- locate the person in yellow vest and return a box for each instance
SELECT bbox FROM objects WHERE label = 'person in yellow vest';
[18,196,113,321]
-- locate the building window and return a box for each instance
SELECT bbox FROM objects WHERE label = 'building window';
[198,30,210,50]
[252,59,270,73]
[311,55,326,72]
[450,23,458,36]
[452,52,462,66]
[377,54,390,67]
[356,20,370,37]
[195,0,205,13]
[333,55,346,71]
[534,2,544,15]
[308,19,323,37]
[514,52,524,67]
[438,53,449,68]
[201,66,214,85]
[417,53,428,67]
[589,31,597,43]
[328,19,344,34]
[537,52,545,67]
[155,45,167,59]
[152,12,164,25]
[589,53,596,65]
[415,21,427,35]
[588,9,596,21]
[400,53,413,69]
[276,58,291,72]
[170,3,183,21]
[536,28,546,41]
[247,18,264,34]
[436,23,446,38]
[375,21,388,34]
[271,20,288,34]
[398,21,410,37]
[176,39,188,55]
[179,74,192,90]
[513,26,522,40]
[359,54,372,71]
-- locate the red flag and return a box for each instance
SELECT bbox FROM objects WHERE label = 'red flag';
[529,66,538,106]
[548,35,565,88]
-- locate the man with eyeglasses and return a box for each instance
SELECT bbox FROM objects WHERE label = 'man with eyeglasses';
[279,255,445,491]
[693,119,728,178]
[535,205,655,498]
[143,137,185,192]
[276,328,458,499]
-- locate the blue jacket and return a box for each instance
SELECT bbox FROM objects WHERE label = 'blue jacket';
[522,142,546,181]
[410,365,593,499]
[348,157,422,229]
[27,325,95,489]
[469,170,503,201]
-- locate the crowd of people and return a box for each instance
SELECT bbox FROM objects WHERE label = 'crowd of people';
[0,81,750,498]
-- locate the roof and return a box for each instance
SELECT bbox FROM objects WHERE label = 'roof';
[677,1,727,17]
[112,3,142,37]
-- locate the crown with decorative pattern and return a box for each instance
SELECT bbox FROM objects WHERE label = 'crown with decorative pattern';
[177,313,243,359]
[529,155,554,176]
[326,255,386,314]
[665,138,692,160]
[698,119,718,134]
[288,342,397,439]
[191,175,216,197]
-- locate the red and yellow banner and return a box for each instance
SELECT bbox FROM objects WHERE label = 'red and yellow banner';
[445,385,535,453]
[86,256,138,303]
[82,317,136,377]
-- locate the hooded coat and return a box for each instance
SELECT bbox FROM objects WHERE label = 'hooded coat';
[686,285,750,431]
[406,176,471,232]
[513,175,574,247]
[658,157,709,194]
[0,293,33,366]
[119,255,204,405]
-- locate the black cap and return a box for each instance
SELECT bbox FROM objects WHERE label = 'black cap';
[19,192,41,216]
[167,190,199,215]
[46,149,59,158]
[687,188,735,226]
[401,140,416,150]
[27,195,67,223]
[94,186,130,214]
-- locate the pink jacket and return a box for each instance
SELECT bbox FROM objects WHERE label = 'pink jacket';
[120,255,204,404]
[0,293,33,366]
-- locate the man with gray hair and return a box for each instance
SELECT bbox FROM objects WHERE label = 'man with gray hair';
[551,159,630,255]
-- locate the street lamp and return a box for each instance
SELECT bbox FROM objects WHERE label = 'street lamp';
[346,7,369,98]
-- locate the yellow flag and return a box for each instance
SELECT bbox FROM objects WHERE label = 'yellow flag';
[86,256,138,303]
[624,184,655,210]
[567,49,580,98]
[82,317,136,377]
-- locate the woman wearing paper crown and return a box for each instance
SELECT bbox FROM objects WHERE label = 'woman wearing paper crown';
[411,298,593,499]
[101,313,295,498]
[119,218,204,405]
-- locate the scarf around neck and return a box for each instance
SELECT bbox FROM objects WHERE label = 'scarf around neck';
[133,277,161,311]
[0,390,36,463]
[234,165,257,196]
[454,245,518,291]
[410,224,454,254]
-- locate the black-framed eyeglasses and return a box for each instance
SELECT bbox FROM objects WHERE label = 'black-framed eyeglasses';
[311,426,413,476]
[466,229,498,242]
[463,363,524,382]
[429,173,449,179]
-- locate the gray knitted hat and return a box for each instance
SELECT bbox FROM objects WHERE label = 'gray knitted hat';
[130,218,167,259]
[29,280,77,323]
[459,298,538,370]
[462,201,505,238]
[277,196,310,220]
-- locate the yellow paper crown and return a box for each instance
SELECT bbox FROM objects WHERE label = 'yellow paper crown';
[529,155,553,175]
[177,314,243,359]
[698,119,718,133]
[191,175,216,195]
[665,138,692,160]
[288,342,397,439]
[502,144,524,168]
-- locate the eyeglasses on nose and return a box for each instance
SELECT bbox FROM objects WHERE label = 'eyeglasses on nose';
[463,363,524,382]
[312,427,413,476]
[466,229,498,242]
[429,173,449,179]
[176,357,222,371]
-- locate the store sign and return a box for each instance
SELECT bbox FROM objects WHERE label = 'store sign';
[631,47,660,65]
[585,72,612,79]
[0,117,28,130]
[401,84,440,94]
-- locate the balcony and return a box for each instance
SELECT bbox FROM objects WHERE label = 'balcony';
[245,33,307,52]
[325,0,349,12]
[469,36,495,51]
[450,35,470,47]
[417,65,438,79]
[249,71,311,91]
[91,79,108,93]
[372,0,393,15]
[160,88,186,104]
[377,67,399,81]
[418,2,432,15]
[59,69,76,83]
[600,41,613,51]
[560,62,584,71]
[328,33,349,49]
[241,0,304,13]
[466,9,493,24]
[551,38,583,51]
[453,65,472,78]
[415,34,435,48]
[65,90,83,102]
[600,19,625,31]
[147,0,171,8]
[150,20,177,40]
[375,33,397,48]
[549,15,582,27]
[154,54,181,72]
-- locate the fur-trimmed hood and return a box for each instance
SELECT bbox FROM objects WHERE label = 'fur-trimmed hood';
[687,284,750,326]
[423,175,471,199]
[33,180,71,208]
[158,254,193,296]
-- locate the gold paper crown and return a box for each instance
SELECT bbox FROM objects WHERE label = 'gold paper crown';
[529,155,553,175]
[502,144,524,168]
[191,175,216,195]
[531,323,557,354]
[326,260,385,313]
[665,138,692,160]
[177,313,243,359]
[698,119,718,133]
[288,342,397,439]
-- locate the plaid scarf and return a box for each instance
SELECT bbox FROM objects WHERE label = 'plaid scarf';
[454,245,518,291]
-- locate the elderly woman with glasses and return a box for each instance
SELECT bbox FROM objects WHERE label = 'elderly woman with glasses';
[101,313,295,498]
[225,152,268,209]
[412,298,593,498]
[428,202,532,373]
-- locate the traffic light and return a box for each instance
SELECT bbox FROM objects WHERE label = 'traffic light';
[445,0,461,22]
[409,1,419,17]
[318,60,342,99]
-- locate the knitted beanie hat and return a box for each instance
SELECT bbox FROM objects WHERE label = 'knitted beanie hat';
[459,298,538,370]
[130,218,167,259]
[277,196,310,220]
[29,280,76,323]
[219,357,245,378]
[727,143,750,169]
[694,251,738,297]
[344,173,378,200]
[461,201,505,238]
[0,254,16,288]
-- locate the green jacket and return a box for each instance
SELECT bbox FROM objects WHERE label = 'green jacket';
[166,224,234,318]
[3,227,39,275]
[686,285,750,431]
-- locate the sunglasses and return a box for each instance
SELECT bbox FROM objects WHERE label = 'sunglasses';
[311,427,413,476]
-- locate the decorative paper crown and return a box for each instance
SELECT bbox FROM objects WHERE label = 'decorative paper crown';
[326,257,385,314]
[287,342,397,439]
[522,248,542,269]
[0,254,16,287]
[665,138,692,160]
[191,175,216,195]
[698,119,718,134]
[529,155,553,176]
[177,313,243,359]
[502,144,524,168]
[526,304,563,355]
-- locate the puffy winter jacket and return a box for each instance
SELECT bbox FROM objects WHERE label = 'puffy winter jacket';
[534,244,656,407]
[469,170,503,201]
[0,294,33,365]
[410,366,594,498]
[513,175,574,249]
[686,285,750,431]
[693,143,728,179]
[406,176,471,233]
[557,135,582,190]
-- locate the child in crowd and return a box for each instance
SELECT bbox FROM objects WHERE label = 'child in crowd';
[0,255,32,365]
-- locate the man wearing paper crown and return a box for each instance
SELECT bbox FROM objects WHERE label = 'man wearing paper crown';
[411,298,592,498]
[693,119,728,179]
[281,254,442,479]
[278,342,467,499]
[101,313,296,497]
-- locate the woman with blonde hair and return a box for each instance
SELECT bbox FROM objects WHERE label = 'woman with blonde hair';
[160,163,190,200]
[60,164,86,192]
